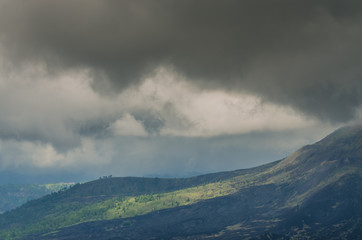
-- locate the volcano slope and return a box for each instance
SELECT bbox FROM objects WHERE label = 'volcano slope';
[0,125,361,240]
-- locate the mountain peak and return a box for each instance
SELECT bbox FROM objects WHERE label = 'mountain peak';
[271,124,362,178]
[316,124,362,148]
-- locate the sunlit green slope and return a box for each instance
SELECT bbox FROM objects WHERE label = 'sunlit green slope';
[0,161,278,240]
[0,124,361,240]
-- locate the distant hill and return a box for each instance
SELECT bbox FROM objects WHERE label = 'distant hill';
[0,183,73,214]
[0,125,361,240]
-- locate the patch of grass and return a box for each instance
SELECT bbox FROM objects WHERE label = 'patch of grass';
[0,179,244,239]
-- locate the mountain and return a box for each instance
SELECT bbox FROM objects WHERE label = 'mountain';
[0,183,73,214]
[0,125,361,239]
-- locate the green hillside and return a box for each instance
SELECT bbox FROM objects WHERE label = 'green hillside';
[0,125,361,240]
[0,162,278,240]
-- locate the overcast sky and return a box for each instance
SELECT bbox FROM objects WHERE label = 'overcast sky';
[0,0,361,183]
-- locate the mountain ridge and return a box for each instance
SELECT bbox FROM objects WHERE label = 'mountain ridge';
[0,125,361,239]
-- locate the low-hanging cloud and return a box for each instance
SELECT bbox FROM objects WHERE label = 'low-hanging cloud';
[0,63,338,177]
[0,0,361,122]
[0,62,318,151]
[0,0,361,179]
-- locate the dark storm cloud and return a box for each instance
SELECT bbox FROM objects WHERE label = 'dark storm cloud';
[0,0,362,121]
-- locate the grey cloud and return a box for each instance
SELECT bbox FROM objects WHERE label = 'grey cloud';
[133,112,165,135]
[0,0,362,121]
[0,125,335,183]
[0,125,81,152]
[133,102,195,136]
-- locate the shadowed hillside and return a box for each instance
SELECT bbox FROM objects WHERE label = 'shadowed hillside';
[0,125,361,240]
[0,160,279,239]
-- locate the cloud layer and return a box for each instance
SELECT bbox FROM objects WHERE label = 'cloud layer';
[0,0,361,122]
[0,61,334,177]
[0,1,361,179]
[0,60,318,150]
